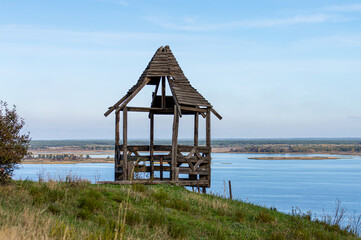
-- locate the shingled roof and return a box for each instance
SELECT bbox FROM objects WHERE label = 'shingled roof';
[105,46,220,118]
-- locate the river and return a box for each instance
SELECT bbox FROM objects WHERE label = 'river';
[13,153,361,218]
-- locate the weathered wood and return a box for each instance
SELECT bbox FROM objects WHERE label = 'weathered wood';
[150,113,154,179]
[120,107,163,112]
[194,113,199,146]
[153,78,160,98]
[153,145,172,151]
[171,105,179,181]
[104,93,130,117]
[120,145,150,151]
[229,180,233,200]
[116,78,151,114]
[160,157,163,180]
[115,111,120,180]
[177,145,210,152]
[180,106,207,113]
[206,108,211,148]
[198,108,211,187]
[107,46,221,189]
[211,108,222,120]
[167,78,182,117]
[98,180,209,186]
[161,76,166,108]
[122,107,128,180]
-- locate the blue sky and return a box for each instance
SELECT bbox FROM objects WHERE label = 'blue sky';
[1,0,361,140]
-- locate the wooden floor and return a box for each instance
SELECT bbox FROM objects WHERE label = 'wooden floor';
[98,179,209,187]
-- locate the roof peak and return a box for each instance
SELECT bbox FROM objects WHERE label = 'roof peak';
[104,46,222,119]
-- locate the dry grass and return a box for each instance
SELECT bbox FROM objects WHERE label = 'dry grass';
[0,180,358,240]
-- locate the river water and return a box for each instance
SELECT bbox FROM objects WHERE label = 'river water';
[13,153,361,217]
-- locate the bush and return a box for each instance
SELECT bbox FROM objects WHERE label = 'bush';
[0,101,30,183]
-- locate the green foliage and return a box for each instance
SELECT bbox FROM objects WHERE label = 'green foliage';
[0,101,30,183]
[0,181,358,239]
[255,210,274,223]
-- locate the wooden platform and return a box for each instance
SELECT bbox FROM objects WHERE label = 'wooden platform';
[114,144,211,188]
[98,179,210,187]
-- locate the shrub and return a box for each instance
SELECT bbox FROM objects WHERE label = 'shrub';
[0,101,30,183]
[255,210,274,223]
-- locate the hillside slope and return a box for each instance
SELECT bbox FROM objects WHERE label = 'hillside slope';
[0,180,357,239]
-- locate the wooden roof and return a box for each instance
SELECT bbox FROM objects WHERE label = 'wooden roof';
[105,46,221,118]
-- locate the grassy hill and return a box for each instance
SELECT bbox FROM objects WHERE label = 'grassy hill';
[0,180,358,240]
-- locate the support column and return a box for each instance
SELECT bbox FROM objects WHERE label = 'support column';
[194,112,199,146]
[122,107,128,180]
[190,112,199,180]
[205,108,211,187]
[206,108,211,148]
[171,105,179,181]
[115,111,120,180]
[161,76,166,108]
[150,113,154,179]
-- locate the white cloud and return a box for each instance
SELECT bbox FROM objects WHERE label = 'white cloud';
[92,0,128,6]
[0,24,198,45]
[146,14,346,31]
[348,115,361,120]
[325,4,361,12]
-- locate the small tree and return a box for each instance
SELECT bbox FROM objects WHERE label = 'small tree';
[0,101,30,182]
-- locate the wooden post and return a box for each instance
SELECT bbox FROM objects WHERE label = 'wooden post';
[160,157,163,180]
[228,180,232,200]
[189,112,199,181]
[161,76,166,108]
[150,113,154,179]
[171,105,179,181]
[203,108,211,186]
[194,112,198,146]
[115,111,120,180]
[206,108,211,148]
[122,107,128,180]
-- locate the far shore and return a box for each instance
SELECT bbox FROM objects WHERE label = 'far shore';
[22,158,114,164]
[23,147,360,164]
[248,156,341,160]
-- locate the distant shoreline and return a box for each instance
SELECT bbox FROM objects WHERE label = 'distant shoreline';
[22,151,357,164]
[248,156,341,160]
[22,158,113,164]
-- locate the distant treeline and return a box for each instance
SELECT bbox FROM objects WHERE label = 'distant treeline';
[30,138,361,150]
[230,144,361,153]
[27,154,90,160]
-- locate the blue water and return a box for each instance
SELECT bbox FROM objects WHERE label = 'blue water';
[13,153,361,217]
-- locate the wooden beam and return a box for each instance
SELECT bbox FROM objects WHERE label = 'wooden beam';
[150,113,154,179]
[151,78,161,110]
[180,106,207,113]
[171,105,179,181]
[161,76,166,108]
[115,111,120,180]
[167,77,182,117]
[98,180,210,187]
[205,108,211,187]
[194,112,198,147]
[160,157,163,180]
[116,78,151,114]
[206,108,211,147]
[104,93,130,117]
[122,107,128,180]
[211,108,222,120]
[154,78,161,97]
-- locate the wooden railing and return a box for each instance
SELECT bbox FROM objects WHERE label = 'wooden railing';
[115,144,211,187]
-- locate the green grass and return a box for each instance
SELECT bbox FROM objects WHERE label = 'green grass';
[0,180,358,240]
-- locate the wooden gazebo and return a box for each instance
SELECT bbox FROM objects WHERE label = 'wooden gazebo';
[104,46,221,190]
